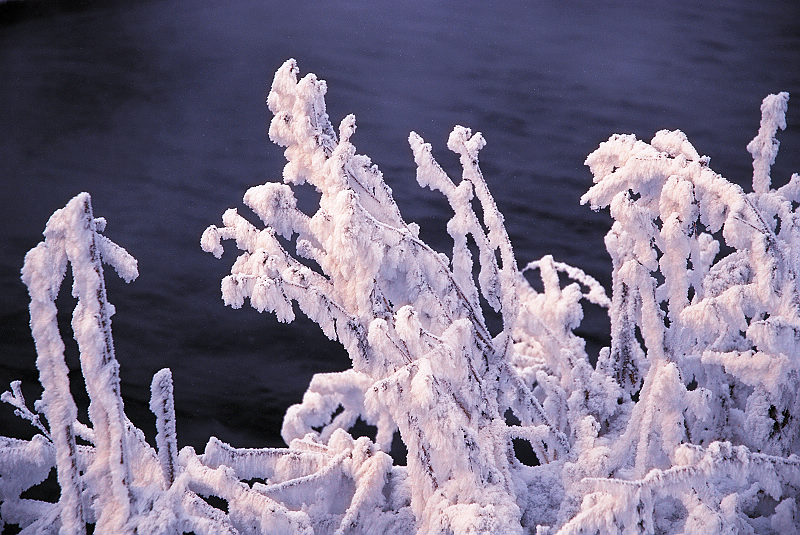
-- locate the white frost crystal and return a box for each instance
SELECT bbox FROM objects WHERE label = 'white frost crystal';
[2,62,799,534]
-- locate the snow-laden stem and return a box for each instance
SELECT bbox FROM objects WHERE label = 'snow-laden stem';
[748,92,789,194]
[65,193,136,532]
[150,368,178,487]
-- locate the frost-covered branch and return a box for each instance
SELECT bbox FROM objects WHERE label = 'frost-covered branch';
[201,59,581,533]
[562,92,800,534]
[1,381,50,439]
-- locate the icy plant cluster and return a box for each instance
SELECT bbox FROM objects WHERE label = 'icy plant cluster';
[2,59,799,534]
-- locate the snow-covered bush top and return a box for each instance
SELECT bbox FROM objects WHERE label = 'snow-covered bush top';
[2,59,798,534]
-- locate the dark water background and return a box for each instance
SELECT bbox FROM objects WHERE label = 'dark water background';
[2,0,799,452]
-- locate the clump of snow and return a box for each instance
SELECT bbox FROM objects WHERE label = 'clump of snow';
[2,61,798,534]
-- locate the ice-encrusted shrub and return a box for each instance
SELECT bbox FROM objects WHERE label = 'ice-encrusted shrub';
[1,60,798,534]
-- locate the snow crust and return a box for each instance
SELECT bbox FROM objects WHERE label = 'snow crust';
[2,60,799,534]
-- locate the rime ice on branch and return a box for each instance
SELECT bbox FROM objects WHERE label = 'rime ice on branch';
[570,92,800,534]
[201,59,615,534]
[202,58,563,534]
[18,193,138,534]
[202,63,800,533]
[3,61,799,535]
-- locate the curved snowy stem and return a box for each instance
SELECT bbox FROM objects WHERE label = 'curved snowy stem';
[747,92,789,194]
[523,257,611,309]
[21,204,83,533]
[65,194,135,532]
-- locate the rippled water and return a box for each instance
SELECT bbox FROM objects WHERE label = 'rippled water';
[1,0,799,449]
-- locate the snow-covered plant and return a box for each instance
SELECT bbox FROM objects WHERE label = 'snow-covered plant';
[1,60,798,534]
[563,92,800,534]
[199,58,590,535]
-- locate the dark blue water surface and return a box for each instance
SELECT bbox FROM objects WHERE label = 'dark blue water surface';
[2,1,799,450]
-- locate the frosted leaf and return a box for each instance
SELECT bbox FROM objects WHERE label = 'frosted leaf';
[395,305,422,345]
[702,350,790,390]
[650,129,701,161]
[777,172,800,202]
[244,183,302,239]
[200,225,224,258]
[220,274,246,309]
[747,317,800,357]
[409,358,435,410]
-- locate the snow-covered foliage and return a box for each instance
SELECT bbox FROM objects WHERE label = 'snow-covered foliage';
[2,60,799,534]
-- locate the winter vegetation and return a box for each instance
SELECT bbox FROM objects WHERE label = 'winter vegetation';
[2,59,799,534]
